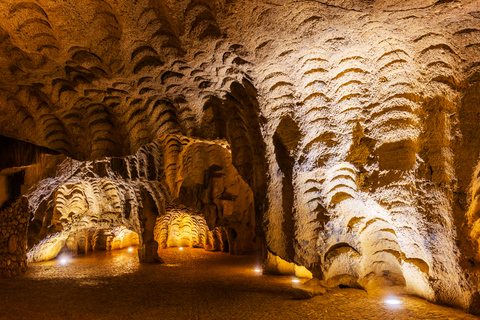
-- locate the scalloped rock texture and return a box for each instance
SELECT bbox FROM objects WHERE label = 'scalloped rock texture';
[25,145,170,263]
[0,0,480,315]
[155,206,210,249]
[24,133,256,263]
[155,205,233,252]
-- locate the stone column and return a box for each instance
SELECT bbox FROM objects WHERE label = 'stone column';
[137,188,163,263]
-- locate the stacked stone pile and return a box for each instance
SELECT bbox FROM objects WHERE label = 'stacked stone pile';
[0,197,28,277]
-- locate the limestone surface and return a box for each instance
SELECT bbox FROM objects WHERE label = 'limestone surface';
[0,0,479,315]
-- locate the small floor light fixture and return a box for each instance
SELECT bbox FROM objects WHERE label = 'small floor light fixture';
[179,247,183,251]
[384,297,403,306]
[128,247,134,252]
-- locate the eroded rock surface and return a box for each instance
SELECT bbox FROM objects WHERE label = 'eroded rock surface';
[0,0,479,314]
[0,198,28,277]
[23,134,256,265]
[155,205,235,253]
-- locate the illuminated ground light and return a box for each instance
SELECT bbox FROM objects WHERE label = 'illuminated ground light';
[59,256,70,265]
[179,247,183,251]
[384,297,403,306]
[254,268,262,273]
[128,247,134,252]
[292,279,301,283]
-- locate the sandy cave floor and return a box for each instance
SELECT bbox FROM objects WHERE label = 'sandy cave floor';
[0,248,478,320]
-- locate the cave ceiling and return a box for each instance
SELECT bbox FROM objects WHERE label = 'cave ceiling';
[0,0,477,160]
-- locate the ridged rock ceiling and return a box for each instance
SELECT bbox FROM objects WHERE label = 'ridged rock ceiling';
[1,0,480,314]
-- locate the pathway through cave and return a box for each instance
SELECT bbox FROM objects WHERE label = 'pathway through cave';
[0,247,477,320]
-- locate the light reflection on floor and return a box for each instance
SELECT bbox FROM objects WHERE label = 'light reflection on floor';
[25,247,140,279]
[0,247,477,319]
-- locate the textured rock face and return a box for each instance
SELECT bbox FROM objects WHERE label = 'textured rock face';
[155,206,233,252]
[23,141,169,263]
[155,207,210,249]
[23,134,256,262]
[0,198,28,277]
[161,136,258,254]
[0,0,480,314]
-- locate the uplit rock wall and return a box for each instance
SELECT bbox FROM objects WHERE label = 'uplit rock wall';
[25,145,168,263]
[248,3,480,311]
[24,134,256,263]
[155,206,209,249]
[159,135,258,254]
[263,250,313,279]
[0,197,28,277]
[155,205,239,253]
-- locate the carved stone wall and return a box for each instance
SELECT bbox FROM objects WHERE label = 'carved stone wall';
[155,206,210,249]
[159,135,258,254]
[0,197,28,277]
[25,144,168,264]
[155,205,236,253]
[0,0,479,314]
[22,134,256,264]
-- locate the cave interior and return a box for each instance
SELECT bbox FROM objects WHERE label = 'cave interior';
[1,0,480,317]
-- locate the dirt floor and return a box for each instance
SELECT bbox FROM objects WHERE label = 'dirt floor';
[0,247,478,320]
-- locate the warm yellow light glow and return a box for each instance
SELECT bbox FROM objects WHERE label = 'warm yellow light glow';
[59,257,69,265]
[128,247,133,252]
[254,268,262,273]
[179,247,183,251]
[292,279,301,283]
